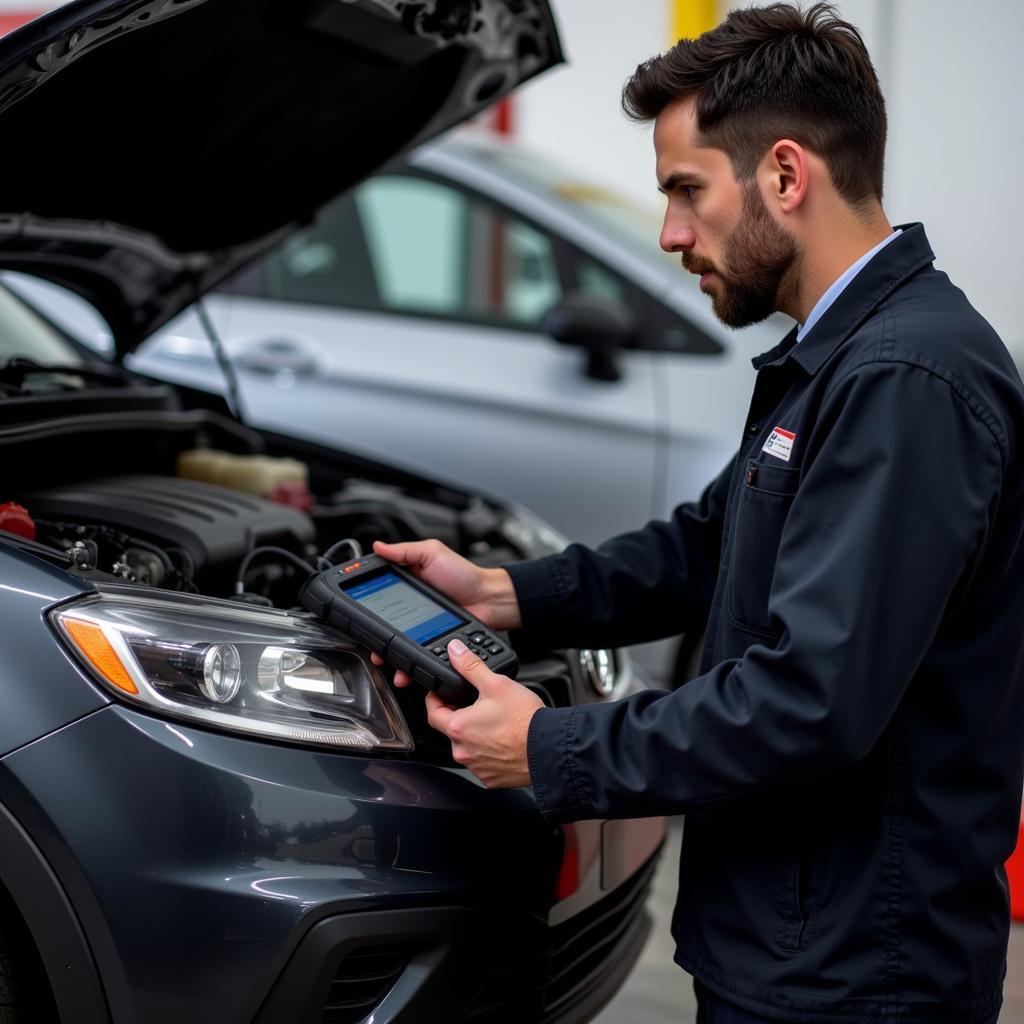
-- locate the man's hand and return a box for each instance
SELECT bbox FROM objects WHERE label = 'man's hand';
[426,639,544,788]
[372,538,522,690]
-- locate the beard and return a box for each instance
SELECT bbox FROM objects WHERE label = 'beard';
[683,183,800,329]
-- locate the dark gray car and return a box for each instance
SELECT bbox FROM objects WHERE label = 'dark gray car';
[0,2,664,1022]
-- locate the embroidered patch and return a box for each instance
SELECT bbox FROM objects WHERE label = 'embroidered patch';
[762,426,795,462]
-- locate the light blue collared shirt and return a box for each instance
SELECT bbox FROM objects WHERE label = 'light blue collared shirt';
[796,229,902,342]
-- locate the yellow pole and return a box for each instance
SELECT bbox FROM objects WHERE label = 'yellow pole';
[670,0,723,43]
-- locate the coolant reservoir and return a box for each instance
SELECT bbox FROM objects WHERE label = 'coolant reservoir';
[177,450,314,509]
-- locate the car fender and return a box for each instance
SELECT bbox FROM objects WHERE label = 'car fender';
[0,543,109,759]
[0,797,109,1022]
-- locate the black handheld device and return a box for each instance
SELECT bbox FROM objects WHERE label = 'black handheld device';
[299,553,519,707]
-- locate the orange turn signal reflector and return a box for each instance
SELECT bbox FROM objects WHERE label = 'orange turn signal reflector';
[63,619,138,695]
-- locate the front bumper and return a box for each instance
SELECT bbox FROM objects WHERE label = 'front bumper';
[256,858,656,1023]
[0,702,663,1024]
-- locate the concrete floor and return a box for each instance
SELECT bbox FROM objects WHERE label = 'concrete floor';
[595,819,1024,1024]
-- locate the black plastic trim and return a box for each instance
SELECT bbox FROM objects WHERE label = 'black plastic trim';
[252,890,654,1024]
[0,407,261,448]
[546,907,651,1024]
[251,907,484,1024]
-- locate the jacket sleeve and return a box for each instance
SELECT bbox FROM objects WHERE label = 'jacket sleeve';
[526,361,1004,822]
[504,454,736,650]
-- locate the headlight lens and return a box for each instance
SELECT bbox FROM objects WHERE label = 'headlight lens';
[200,644,243,703]
[580,648,617,697]
[51,588,412,752]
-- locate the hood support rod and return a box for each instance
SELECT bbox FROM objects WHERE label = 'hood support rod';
[195,293,245,424]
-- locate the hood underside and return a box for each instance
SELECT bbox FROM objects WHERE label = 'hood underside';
[0,0,562,356]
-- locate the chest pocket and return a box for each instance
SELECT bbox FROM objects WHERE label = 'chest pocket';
[729,458,801,637]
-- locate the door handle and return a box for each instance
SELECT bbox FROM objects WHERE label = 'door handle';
[234,337,319,376]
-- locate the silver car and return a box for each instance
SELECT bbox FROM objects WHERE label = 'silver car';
[9,137,784,549]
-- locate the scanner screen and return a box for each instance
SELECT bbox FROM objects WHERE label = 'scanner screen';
[344,572,464,645]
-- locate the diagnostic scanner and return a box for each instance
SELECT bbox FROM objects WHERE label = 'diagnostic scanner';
[300,553,519,706]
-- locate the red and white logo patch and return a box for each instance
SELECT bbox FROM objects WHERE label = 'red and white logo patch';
[762,426,795,462]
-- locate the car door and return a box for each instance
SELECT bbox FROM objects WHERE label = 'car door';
[131,172,661,547]
[642,281,763,515]
[547,244,749,683]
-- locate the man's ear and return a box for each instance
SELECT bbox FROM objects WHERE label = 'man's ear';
[764,139,809,213]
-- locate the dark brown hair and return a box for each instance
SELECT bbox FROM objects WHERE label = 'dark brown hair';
[622,2,886,206]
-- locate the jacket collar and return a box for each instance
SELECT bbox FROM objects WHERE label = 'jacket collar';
[751,325,799,370]
[751,222,935,374]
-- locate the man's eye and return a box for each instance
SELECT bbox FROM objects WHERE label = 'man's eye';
[681,185,698,199]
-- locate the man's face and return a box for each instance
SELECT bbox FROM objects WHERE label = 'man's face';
[654,98,799,328]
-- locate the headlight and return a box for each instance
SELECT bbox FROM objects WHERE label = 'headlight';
[580,648,617,697]
[50,587,412,752]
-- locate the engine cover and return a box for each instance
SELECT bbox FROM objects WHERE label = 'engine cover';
[23,475,315,569]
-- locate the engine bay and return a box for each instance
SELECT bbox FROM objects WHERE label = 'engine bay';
[11,459,527,609]
[0,397,606,720]
[0,400,617,733]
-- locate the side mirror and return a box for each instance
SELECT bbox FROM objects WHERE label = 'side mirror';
[542,292,636,383]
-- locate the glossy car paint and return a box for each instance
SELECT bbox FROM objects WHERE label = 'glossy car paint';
[0,697,560,1021]
[0,548,106,758]
[0,472,663,1023]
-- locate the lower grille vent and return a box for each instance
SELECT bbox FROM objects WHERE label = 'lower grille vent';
[321,944,414,1024]
[461,855,657,1022]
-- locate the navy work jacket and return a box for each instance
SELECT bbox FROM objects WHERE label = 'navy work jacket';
[507,225,1024,1023]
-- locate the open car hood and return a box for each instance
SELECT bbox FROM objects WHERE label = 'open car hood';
[0,0,562,358]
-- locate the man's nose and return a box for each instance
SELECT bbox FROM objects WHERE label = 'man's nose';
[660,212,696,253]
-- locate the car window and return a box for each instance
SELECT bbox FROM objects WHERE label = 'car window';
[262,174,563,329]
[265,192,380,309]
[357,175,466,313]
[565,249,722,357]
[574,255,628,304]
[0,279,89,364]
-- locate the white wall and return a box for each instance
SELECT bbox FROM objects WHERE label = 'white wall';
[511,0,1024,358]
[512,1,667,213]
[882,0,1024,356]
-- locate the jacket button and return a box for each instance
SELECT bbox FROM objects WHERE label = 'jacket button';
[748,422,760,436]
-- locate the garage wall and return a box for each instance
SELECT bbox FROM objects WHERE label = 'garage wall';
[880,1,1024,359]
[511,0,1024,361]
[511,1,669,222]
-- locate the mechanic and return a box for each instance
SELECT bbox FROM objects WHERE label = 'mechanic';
[371,3,1024,1022]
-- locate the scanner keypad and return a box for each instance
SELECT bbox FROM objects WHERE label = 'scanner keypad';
[435,629,507,663]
